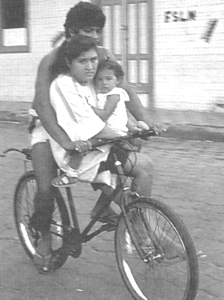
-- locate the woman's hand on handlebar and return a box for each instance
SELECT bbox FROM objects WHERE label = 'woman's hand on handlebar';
[63,140,91,155]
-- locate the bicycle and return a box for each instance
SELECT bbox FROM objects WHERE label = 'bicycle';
[2,129,199,300]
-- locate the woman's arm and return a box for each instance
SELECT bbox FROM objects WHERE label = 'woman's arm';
[91,94,119,121]
[32,50,72,150]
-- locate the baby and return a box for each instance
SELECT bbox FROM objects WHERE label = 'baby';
[92,59,148,136]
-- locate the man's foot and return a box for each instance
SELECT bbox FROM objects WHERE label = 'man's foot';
[97,212,119,226]
[196,249,206,259]
[162,243,186,260]
[34,252,53,274]
[125,233,205,261]
[162,243,206,260]
[33,231,53,274]
[91,194,119,226]
[92,205,119,225]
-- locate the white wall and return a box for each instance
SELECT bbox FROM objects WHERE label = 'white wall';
[1,0,224,112]
[154,0,224,111]
[0,0,80,102]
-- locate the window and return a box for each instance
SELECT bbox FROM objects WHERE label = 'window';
[0,0,29,53]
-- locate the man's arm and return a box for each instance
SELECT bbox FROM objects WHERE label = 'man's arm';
[120,80,149,124]
[33,50,72,150]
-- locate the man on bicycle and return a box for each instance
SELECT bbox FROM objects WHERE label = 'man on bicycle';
[30,1,153,273]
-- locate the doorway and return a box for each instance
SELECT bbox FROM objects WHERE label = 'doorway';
[99,0,154,107]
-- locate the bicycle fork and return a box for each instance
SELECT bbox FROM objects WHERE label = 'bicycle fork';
[120,197,165,264]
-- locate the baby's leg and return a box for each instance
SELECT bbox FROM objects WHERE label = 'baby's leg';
[69,152,83,171]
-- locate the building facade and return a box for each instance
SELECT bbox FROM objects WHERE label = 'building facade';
[0,0,223,111]
[0,0,78,102]
[154,0,224,111]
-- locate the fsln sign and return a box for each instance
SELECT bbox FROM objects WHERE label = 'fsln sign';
[164,11,196,22]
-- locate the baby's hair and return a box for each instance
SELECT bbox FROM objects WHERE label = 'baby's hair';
[96,59,124,81]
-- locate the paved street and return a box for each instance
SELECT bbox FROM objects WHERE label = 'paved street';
[0,122,224,300]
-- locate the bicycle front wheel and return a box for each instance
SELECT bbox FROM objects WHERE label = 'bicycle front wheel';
[115,197,199,300]
[14,170,70,270]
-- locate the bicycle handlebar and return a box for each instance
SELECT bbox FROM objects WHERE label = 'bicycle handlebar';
[89,128,158,149]
[0,128,160,159]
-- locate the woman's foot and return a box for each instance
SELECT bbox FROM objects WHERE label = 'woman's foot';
[51,174,78,187]
[162,243,206,260]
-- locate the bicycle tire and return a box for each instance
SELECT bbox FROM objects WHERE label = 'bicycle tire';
[14,170,70,270]
[115,196,199,300]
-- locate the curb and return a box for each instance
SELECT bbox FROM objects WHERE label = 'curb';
[162,124,224,142]
[0,111,29,123]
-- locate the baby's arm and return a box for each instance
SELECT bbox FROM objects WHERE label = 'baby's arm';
[91,94,119,121]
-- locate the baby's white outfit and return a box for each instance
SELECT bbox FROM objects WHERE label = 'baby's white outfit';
[97,87,130,136]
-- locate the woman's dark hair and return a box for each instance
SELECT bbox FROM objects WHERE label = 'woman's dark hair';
[64,2,106,38]
[95,59,124,81]
[49,35,97,81]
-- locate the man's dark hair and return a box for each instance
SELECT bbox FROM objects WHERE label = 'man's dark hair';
[49,35,97,81]
[96,59,124,81]
[64,1,106,38]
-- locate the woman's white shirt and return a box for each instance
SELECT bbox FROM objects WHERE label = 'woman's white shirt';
[50,74,105,141]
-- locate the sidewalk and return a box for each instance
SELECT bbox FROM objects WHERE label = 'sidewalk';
[0,101,224,142]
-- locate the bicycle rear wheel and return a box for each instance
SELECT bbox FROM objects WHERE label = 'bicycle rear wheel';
[14,170,70,270]
[115,197,199,300]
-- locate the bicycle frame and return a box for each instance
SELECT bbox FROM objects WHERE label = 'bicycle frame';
[1,147,133,246]
[2,129,158,252]
[64,152,135,245]
[3,128,200,300]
